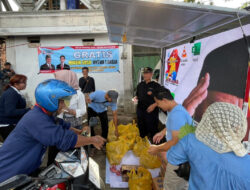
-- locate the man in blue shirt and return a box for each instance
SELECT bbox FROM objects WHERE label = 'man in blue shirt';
[87,90,119,139]
[148,86,192,190]
[0,79,105,183]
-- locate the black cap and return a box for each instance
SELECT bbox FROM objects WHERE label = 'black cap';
[143,67,153,73]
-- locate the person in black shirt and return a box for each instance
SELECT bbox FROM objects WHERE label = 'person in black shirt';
[135,67,161,139]
[79,67,95,94]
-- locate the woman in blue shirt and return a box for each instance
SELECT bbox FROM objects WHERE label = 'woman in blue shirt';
[167,102,250,190]
[0,74,30,140]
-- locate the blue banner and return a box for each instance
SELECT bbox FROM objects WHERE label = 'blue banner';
[38,45,120,73]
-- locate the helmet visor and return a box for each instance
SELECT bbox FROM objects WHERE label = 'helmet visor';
[61,96,72,107]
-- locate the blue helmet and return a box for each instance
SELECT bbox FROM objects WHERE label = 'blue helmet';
[35,79,76,112]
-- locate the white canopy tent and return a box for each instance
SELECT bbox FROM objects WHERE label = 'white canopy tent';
[102,0,250,48]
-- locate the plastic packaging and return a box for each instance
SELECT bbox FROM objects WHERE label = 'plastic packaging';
[128,167,152,190]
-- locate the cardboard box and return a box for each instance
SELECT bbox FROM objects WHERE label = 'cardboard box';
[152,177,164,190]
[121,165,140,182]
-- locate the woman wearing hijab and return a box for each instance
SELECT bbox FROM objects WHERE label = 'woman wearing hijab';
[166,102,250,190]
[54,70,86,129]
[0,74,30,141]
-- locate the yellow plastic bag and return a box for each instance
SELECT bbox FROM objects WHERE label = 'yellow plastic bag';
[139,148,161,169]
[106,140,130,165]
[107,120,117,142]
[118,120,140,137]
[119,135,136,150]
[133,136,150,157]
[108,120,140,143]
[128,167,152,190]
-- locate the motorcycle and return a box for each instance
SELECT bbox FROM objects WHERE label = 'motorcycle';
[0,146,104,190]
[0,117,104,190]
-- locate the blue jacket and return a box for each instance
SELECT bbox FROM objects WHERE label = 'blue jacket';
[0,106,77,182]
[0,87,29,124]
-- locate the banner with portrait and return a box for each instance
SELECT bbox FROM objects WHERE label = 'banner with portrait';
[37,45,120,73]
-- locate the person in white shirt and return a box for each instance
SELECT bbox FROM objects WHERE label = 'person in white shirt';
[54,70,86,129]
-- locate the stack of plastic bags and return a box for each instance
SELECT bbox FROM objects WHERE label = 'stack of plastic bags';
[106,120,139,165]
[107,120,161,169]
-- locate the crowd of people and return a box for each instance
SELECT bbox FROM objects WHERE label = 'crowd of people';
[0,62,249,190]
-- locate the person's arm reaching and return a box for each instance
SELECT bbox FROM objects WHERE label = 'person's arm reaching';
[69,127,106,149]
[75,135,106,150]
[111,103,118,137]
[28,116,106,151]
[153,128,167,144]
[149,110,189,154]
[113,110,118,137]
[148,131,179,155]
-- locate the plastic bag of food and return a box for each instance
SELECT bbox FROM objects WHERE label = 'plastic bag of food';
[118,120,140,137]
[133,136,150,157]
[106,140,130,165]
[139,148,161,169]
[119,135,136,150]
[128,167,152,190]
[107,120,140,142]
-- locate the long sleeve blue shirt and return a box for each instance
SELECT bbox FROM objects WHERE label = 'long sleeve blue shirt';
[88,90,117,113]
[0,106,77,183]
